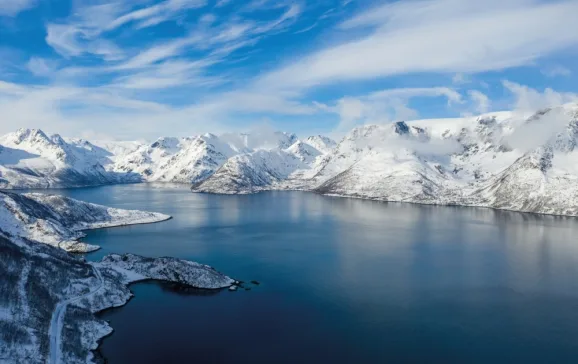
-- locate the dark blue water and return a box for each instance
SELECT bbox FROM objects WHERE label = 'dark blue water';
[45,184,578,363]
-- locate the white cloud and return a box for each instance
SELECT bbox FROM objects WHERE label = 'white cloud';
[368,87,462,105]
[452,73,470,85]
[468,90,491,114]
[44,2,127,58]
[199,13,217,24]
[46,23,124,60]
[503,80,578,113]
[541,65,572,78]
[499,81,578,152]
[107,0,207,31]
[44,0,207,60]
[0,0,36,16]
[253,3,302,34]
[216,0,233,7]
[0,80,29,96]
[0,77,316,139]
[257,0,578,91]
[1,0,313,138]
[330,87,462,133]
[505,107,572,152]
[26,58,55,77]
[111,59,222,89]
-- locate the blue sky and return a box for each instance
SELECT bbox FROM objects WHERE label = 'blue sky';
[0,0,577,140]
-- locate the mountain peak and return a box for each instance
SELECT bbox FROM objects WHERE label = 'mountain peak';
[11,128,50,144]
[394,121,410,135]
[150,137,181,150]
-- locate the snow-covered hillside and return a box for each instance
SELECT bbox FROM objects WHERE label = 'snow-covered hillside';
[0,191,170,252]
[0,192,232,364]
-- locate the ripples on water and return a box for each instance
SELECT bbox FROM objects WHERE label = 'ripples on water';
[39,184,578,363]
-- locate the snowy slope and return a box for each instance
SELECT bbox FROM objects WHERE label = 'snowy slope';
[191,134,337,193]
[0,191,170,252]
[304,135,337,154]
[0,229,232,364]
[103,131,303,185]
[191,149,307,194]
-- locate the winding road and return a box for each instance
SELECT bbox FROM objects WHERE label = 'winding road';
[48,266,104,364]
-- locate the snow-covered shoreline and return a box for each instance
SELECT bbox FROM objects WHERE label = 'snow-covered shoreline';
[53,254,235,364]
[0,191,171,253]
[321,192,578,218]
[0,190,234,364]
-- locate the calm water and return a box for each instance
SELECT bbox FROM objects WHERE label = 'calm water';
[44,184,578,363]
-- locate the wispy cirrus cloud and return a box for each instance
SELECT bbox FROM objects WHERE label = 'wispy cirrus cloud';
[256,0,578,91]
[541,65,572,78]
[106,0,208,31]
[0,0,36,17]
[44,0,208,60]
[468,90,491,114]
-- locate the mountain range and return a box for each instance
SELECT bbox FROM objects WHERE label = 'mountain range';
[2,103,578,216]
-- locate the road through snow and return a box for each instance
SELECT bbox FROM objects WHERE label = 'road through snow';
[48,266,104,364]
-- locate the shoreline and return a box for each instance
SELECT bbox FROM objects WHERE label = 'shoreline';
[320,192,578,219]
[7,181,578,218]
[69,213,173,253]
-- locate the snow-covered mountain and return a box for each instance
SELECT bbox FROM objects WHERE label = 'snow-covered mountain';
[3,103,578,216]
[312,105,578,216]
[0,129,140,188]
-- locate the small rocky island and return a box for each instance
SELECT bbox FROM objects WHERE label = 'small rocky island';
[0,191,234,364]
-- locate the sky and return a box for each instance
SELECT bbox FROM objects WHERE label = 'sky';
[0,0,578,140]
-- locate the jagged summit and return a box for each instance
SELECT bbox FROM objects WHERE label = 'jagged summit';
[10,128,50,143]
[394,121,410,135]
[305,135,337,154]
